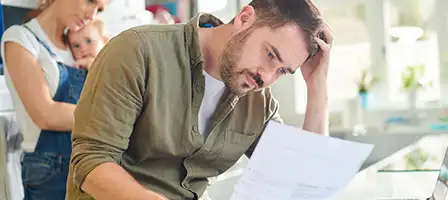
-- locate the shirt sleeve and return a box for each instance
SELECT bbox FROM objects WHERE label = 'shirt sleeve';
[1,25,41,62]
[245,88,283,158]
[69,29,148,189]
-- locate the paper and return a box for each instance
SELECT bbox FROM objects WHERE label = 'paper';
[230,121,374,200]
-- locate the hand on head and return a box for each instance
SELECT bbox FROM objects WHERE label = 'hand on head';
[300,22,334,88]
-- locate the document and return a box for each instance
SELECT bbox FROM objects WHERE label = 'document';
[230,121,374,200]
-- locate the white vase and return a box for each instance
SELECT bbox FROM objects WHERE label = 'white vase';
[408,88,418,111]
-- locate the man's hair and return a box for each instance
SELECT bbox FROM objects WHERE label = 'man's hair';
[233,0,324,56]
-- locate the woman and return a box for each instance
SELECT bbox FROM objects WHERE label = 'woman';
[0,0,109,199]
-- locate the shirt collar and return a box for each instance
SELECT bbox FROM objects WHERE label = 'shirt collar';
[185,13,224,68]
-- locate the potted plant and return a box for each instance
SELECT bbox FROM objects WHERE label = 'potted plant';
[401,64,432,110]
[356,68,378,110]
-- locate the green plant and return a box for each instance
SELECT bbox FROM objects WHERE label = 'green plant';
[405,148,429,170]
[357,68,378,93]
[401,64,432,92]
[405,148,438,170]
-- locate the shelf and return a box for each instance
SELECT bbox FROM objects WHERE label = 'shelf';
[1,0,38,9]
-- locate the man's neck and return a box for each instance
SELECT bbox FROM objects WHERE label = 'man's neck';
[197,25,233,81]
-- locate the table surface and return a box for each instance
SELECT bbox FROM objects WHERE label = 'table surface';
[333,134,448,200]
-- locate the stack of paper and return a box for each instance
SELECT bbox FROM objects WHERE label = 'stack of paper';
[230,121,374,200]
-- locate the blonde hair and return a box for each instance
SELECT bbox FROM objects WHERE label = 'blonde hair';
[25,0,55,21]
[67,19,107,36]
[91,19,107,36]
[38,0,55,9]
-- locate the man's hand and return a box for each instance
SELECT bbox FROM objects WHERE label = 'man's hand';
[301,22,334,135]
[300,23,334,90]
[75,56,96,70]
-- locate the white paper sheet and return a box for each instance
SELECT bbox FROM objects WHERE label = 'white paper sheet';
[230,121,374,200]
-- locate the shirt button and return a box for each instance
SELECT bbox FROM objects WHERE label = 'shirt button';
[192,126,198,133]
[231,97,239,107]
[195,85,204,92]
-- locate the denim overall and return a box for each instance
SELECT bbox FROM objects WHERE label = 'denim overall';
[20,25,87,200]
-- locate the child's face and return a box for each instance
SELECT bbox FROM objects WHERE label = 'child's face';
[68,25,106,60]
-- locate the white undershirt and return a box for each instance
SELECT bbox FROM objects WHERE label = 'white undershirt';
[198,70,226,138]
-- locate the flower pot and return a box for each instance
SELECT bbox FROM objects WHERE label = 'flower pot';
[359,92,369,110]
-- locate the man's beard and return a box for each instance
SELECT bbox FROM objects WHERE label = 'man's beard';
[219,28,262,96]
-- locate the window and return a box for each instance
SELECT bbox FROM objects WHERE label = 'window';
[387,0,440,107]
[295,2,371,113]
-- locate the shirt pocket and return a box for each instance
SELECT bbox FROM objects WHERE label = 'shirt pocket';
[213,130,258,173]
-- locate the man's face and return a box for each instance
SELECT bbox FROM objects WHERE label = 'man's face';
[219,23,310,96]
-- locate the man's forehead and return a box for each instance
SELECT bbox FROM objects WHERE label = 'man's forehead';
[259,25,310,67]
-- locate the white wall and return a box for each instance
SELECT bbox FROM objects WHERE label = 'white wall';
[98,0,151,37]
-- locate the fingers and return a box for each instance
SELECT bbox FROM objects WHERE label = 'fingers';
[76,57,94,65]
[320,21,334,47]
[315,37,330,54]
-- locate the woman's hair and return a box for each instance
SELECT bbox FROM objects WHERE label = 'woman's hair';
[24,0,55,22]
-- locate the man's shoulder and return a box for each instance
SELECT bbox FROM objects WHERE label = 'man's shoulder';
[126,23,187,41]
[114,24,189,57]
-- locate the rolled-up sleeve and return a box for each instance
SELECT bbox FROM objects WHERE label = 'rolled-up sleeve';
[69,29,148,189]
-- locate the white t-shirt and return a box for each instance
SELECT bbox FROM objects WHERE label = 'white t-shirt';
[0,19,75,152]
[198,70,226,138]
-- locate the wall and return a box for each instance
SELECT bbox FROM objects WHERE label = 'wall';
[98,0,149,37]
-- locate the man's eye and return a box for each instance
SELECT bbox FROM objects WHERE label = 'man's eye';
[268,52,274,59]
[86,39,92,44]
[279,68,287,75]
[73,44,80,48]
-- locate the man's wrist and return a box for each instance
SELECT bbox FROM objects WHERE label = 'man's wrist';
[306,83,328,104]
[304,83,329,135]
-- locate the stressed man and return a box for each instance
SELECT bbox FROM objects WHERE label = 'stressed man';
[66,0,333,199]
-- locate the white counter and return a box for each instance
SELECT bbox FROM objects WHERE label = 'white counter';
[334,134,448,199]
[208,134,448,200]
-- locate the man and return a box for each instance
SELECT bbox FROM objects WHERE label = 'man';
[66,0,333,199]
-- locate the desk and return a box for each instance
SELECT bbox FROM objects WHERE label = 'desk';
[208,134,448,200]
[334,134,448,200]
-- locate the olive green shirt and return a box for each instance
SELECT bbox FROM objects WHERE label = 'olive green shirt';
[67,13,282,200]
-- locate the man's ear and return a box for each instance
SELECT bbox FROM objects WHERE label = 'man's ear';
[232,5,256,30]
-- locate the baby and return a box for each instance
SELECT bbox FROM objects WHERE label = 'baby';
[67,19,109,69]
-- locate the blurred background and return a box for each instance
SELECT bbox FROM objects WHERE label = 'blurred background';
[1,0,448,199]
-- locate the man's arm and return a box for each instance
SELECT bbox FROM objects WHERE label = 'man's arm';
[69,29,166,200]
[302,86,328,136]
[301,24,333,136]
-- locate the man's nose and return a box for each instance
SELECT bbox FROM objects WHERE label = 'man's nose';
[258,65,279,84]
